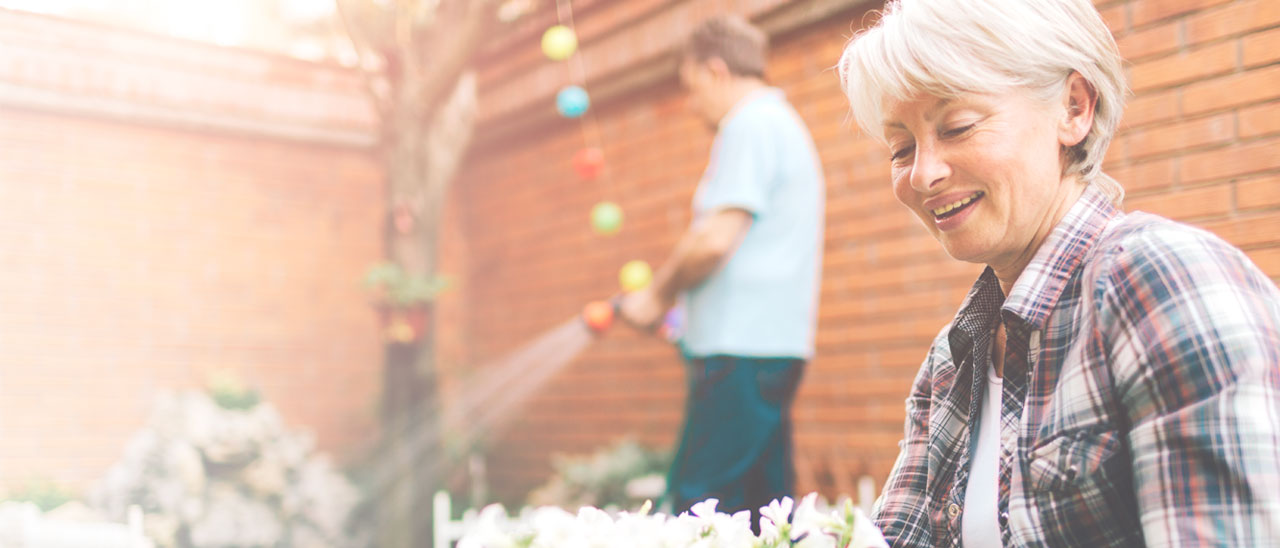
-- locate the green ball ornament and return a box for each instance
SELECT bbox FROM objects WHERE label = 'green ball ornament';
[590,201,623,235]
[619,260,653,292]
[541,25,578,61]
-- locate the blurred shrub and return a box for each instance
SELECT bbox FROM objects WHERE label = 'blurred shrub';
[4,478,75,512]
[206,372,261,411]
[527,438,670,511]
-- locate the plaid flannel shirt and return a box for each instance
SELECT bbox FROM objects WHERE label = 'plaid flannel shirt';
[872,186,1280,547]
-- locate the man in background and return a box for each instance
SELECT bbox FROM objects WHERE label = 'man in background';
[618,14,825,525]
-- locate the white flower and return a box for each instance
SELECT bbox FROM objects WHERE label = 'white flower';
[847,507,890,548]
[527,506,577,547]
[454,491,887,548]
[657,511,706,546]
[457,503,519,548]
[612,508,664,547]
[689,498,720,519]
[759,496,793,531]
[757,496,793,544]
[792,493,826,539]
[712,509,755,547]
[677,499,755,548]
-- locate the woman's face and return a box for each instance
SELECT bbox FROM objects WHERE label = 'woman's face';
[883,89,1083,272]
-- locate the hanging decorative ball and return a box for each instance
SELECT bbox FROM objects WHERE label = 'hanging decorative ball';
[581,300,615,333]
[541,25,578,61]
[556,86,590,118]
[393,203,415,234]
[619,260,653,292]
[387,320,415,344]
[590,201,623,235]
[572,147,605,180]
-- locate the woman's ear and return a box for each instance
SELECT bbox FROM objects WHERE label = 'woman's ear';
[1059,71,1097,148]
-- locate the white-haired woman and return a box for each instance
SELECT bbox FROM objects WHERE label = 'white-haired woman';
[839,0,1280,546]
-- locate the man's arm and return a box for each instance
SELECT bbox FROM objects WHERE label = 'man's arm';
[618,207,752,329]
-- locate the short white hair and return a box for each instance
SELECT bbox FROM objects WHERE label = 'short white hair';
[838,0,1126,204]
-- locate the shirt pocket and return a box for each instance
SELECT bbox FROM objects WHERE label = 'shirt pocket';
[1024,427,1143,546]
[1027,426,1124,493]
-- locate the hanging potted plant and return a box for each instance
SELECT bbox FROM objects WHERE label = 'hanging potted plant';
[363,262,450,345]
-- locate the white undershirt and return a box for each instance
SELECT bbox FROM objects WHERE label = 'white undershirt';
[962,364,1004,547]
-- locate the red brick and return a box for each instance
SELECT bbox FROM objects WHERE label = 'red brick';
[1132,0,1233,27]
[1237,174,1280,210]
[0,20,384,491]
[1103,133,1129,169]
[1186,0,1280,44]
[1182,65,1280,115]
[1240,102,1280,139]
[1244,246,1280,278]
[1181,139,1280,183]
[1117,22,1182,61]
[1202,214,1280,248]
[1110,157,1179,193]
[1126,183,1234,219]
[1243,27,1280,67]
[1099,4,1128,33]
[1130,40,1237,92]
[1121,89,1180,129]
[1127,112,1236,159]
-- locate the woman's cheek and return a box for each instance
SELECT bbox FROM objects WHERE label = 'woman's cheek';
[891,168,914,206]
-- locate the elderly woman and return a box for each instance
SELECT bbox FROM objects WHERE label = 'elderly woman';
[838,0,1280,546]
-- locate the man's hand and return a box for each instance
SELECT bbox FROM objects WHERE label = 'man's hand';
[618,287,671,332]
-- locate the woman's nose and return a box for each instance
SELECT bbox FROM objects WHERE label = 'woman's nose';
[910,144,950,192]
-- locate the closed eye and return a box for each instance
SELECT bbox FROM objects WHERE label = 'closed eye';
[942,124,974,139]
[891,144,915,162]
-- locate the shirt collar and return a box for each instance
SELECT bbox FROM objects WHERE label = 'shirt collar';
[717,87,782,129]
[1002,184,1122,329]
[948,267,1005,361]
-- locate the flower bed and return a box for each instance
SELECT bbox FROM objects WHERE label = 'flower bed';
[457,493,887,548]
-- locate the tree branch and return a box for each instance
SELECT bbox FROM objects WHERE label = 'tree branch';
[413,0,502,123]
[335,0,395,125]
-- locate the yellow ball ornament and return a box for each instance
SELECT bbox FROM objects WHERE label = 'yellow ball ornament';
[541,25,578,61]
[387,321,415,344]
[619,260,653,292]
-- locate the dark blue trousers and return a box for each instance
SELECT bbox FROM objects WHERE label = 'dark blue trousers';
[666,354,805,528]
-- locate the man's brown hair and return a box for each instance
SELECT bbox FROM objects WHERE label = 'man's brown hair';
[682,14,768,79]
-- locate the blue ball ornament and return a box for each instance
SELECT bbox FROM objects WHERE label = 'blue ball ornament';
[556,86,590,118]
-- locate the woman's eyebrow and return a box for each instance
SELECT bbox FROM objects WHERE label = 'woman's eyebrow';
[884,98,958,129]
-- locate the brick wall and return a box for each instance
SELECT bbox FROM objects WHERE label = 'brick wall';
[452,0,1280,503]
[0,9,384,492]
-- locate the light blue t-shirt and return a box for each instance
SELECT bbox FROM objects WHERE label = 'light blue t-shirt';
[681,88,825,359]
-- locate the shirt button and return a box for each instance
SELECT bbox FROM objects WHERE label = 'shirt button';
[1066,465,1079,481]
[999,512,1009,526]
[948,503,961,519]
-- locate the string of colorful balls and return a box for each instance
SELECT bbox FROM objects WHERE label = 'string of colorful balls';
[543,23,653,293]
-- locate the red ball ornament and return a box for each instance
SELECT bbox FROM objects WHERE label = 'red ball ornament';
[581,300,615,333]
[393,203,415,234]
[572,147,605,180]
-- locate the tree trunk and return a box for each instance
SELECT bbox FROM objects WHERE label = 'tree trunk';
[377,71,476,548]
